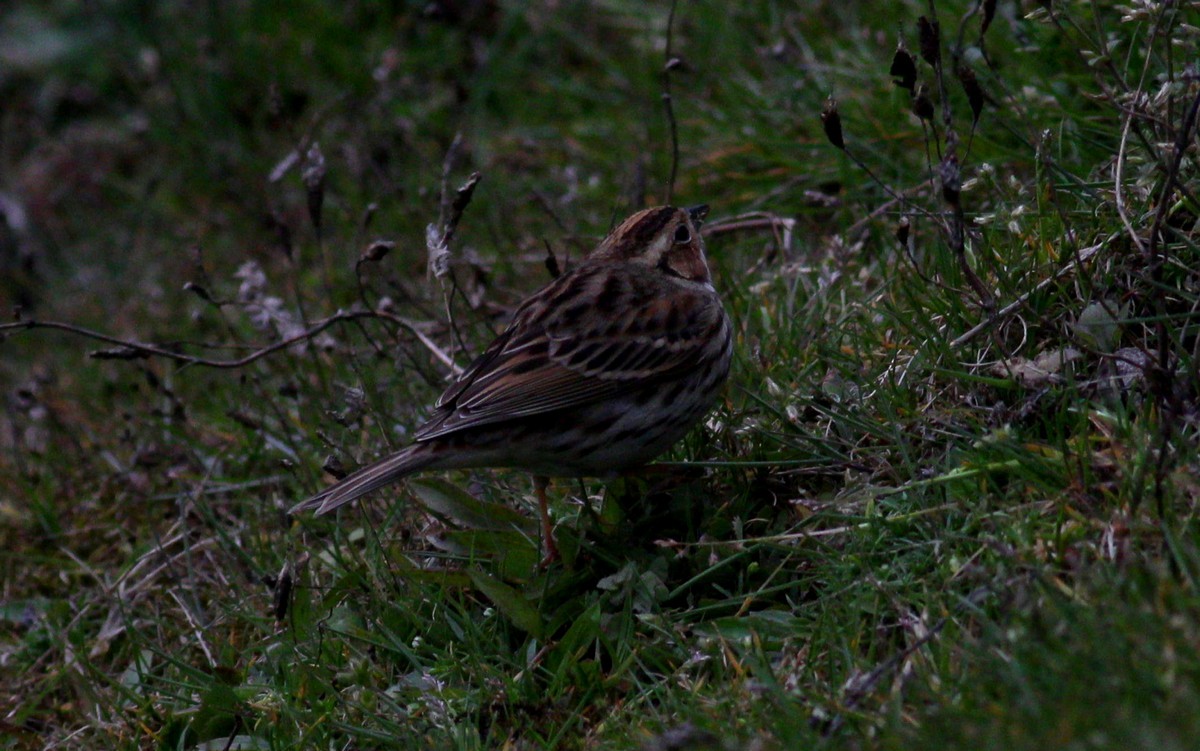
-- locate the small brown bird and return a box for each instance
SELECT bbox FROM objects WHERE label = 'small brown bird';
[292,205,732,560]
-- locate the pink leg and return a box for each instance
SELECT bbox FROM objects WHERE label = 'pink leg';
[535,475,560,566]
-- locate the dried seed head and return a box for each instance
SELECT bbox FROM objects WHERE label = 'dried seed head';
[917,16,940,67]
[821,98,845,150]
[981,0,998,36]
[890,44,917,92]
[271,560,294,622]
[426,223,450,278]
[945,128,960,156]
[183,281,215,303]
[939,154,961,207]
[957,64,984,124]
[302,142,327,232]
[912,84,935,122]
[544,240,561,279]
[322,454,349,480]
[451,172,481,216]
[895,216,911,248]
[441,171,482,246]
[360,239,395,263]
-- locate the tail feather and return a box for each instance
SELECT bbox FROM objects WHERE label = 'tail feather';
[290,444,437,515]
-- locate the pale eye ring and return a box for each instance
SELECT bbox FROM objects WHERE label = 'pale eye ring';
[673,225,691,244]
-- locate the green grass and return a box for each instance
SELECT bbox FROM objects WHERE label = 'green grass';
[2,0,1199,748]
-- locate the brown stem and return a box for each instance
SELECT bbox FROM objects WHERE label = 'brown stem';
[1,309,459,372]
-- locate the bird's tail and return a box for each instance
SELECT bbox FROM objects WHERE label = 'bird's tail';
[290,443,438,516]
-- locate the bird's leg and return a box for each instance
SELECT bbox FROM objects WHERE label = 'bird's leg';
[534,475,560,566]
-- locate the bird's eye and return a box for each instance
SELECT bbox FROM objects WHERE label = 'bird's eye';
[673,225,691,244]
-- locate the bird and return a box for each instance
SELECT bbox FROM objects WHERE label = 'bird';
[291,204,732,562]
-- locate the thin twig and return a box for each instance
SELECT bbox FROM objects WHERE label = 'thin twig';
[169,590,216,669]
[950,235,1113,348]
[923,1,951,130]
[821,584,998,735]
[1145,86,1200,515]
[662,0,681,204]
[1113,111,1147,255]
[1,309,461,373]
[429,135,481,359]
[704,214,794,241]
[844,182,934,239]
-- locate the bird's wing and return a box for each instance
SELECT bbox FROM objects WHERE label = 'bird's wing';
[414,266,720,440]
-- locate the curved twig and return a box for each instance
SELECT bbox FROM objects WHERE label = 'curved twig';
[1,309,461,373]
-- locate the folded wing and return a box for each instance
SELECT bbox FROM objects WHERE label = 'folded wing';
[415,265,720,440]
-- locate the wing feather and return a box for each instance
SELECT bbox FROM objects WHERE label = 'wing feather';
[415,264,721,440]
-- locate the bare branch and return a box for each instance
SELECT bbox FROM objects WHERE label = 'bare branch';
[662,0,681,204]
[1,309,461,373]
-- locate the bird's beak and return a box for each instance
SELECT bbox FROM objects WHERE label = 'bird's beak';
[686,204,710,226]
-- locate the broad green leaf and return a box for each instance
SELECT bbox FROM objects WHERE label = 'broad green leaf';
[410,477,537,532]
[385,551,474,587]
[442,529,540,579]
[467,569,544,638]
[696,610,806,646]
[545,601,602,681]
